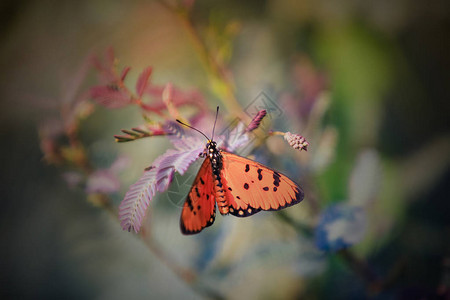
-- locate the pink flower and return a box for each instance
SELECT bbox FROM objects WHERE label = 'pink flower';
[284,132,309,151]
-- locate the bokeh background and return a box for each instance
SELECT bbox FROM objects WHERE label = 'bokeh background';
[1,0,449,299]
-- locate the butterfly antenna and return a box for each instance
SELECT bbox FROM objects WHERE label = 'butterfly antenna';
[211,106,219,141]
[176,119,210,141]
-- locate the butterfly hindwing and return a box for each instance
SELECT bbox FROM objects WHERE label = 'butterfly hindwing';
[220,152,304,217]
[180,159,216,234]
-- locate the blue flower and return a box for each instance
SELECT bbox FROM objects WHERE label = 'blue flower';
[315,203,366,252]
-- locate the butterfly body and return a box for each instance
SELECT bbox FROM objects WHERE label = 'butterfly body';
[180,139,304,235]
[206,140,230,215]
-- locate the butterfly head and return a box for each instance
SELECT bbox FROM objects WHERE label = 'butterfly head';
[206,139,222,161]
[176,106,221,161]
[206,140,218,155]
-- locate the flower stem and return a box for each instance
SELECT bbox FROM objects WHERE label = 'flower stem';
[158,1,243,117]
[269,131,285,136]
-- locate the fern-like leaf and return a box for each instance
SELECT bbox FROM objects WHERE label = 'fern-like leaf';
[118,146,203,233]
[119,167,157,232]
[114,126,167,143]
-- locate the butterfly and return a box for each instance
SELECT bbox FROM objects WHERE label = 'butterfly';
[177,111,304,235]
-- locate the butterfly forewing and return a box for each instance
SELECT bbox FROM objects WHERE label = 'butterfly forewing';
[180,159,216,234]
[220,152,304,217]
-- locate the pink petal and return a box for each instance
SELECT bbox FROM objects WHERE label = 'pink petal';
[90,85,131,109]
[120,66,131,82]
[135,67,152,98]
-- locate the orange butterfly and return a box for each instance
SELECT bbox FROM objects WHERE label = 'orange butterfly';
[177,114,304,235]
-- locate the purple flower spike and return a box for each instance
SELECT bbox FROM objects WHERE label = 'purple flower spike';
[245,109,267,132]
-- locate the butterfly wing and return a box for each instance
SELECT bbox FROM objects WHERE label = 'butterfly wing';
[220,152,304,217]
[180,158,216,234]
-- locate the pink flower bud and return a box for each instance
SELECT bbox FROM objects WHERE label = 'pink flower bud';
[245,109,267,132]
[284,132,309,151]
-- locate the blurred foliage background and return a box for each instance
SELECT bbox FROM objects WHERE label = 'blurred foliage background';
[1,0,449,299]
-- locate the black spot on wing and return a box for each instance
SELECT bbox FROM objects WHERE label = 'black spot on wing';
[257,168,263,181]
[265,186,304,211]
[244,183,249,190]
[263,186,269,191]
[245,164,250,172]
[180,220,193,235]
[294,188,305,204]
[273,172,281,187]
[228,187,232,191]
[195,187,201,198]
[200,178,205,185]
[180,203,217,235]
[186,196,194,211]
